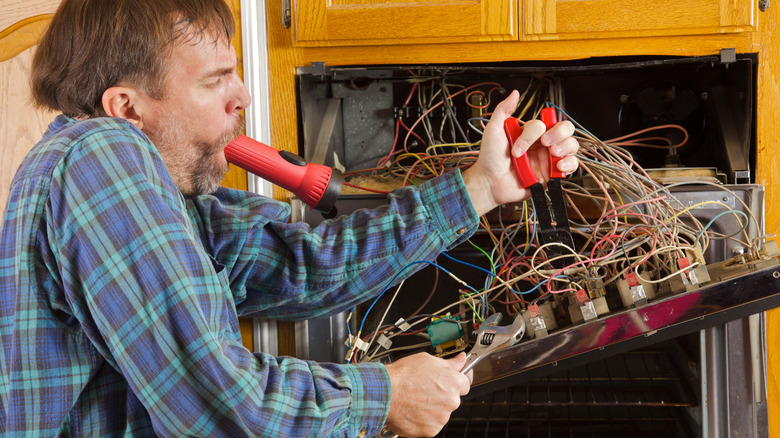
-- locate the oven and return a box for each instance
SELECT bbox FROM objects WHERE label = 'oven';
[281,53,780,437]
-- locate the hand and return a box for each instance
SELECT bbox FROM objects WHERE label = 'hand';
[383,352,472,437]
[461,90,580,216]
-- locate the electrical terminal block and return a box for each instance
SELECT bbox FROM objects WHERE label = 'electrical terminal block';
[616,271,657,307]
[626,272,648,305]
[567,289,602,323]
[585,274,607,299]
[530,316,547,334]
[580,300,598,322]
[521,302,557,338]
[757,238,779,259]
[671,257,710,293]
[677,256,698,285]
[667,244,711,293]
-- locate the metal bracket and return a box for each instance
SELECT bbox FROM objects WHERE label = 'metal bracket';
[719,48,737,65]
[282,0,292,28]
[311,61,329,77]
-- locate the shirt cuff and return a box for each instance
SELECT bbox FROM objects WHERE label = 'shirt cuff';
[342,362,392,438]
[417,169,480,250]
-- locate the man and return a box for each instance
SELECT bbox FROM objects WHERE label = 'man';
[0,0,579,436]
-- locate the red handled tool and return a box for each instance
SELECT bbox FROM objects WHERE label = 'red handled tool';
[504,107,575,269]
[224,135,344,213]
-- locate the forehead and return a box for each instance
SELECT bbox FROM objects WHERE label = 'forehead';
[167,30,234,78]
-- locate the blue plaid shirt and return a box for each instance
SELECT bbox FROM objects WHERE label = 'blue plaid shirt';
[0,115,478,437]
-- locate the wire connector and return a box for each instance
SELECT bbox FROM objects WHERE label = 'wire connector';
[677,257,698,286]
[394,318,411,332]
[625,272,648,305]
[377,334,392,350]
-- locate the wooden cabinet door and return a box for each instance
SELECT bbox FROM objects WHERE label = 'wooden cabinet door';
[524,0,757,40]
[293,0,516,46]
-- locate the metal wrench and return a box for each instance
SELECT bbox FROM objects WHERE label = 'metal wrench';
[460,313,526,374]
[379,313,526,437]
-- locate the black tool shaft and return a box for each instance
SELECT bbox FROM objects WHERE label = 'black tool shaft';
[529,181,575,269]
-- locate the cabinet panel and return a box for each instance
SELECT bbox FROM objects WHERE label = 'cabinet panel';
[293,0,515,46]
[525,0,756,39]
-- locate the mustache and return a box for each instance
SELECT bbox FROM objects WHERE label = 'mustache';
[221,114,247,150]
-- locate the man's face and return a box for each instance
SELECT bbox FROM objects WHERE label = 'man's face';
[140,30,251,197]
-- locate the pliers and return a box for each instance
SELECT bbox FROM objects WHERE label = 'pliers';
[504,107,575,269]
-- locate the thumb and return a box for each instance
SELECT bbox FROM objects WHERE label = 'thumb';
[491,89,519,120]
[446,352,467,371]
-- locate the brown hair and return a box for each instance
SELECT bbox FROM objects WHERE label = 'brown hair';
[31,0,235,118]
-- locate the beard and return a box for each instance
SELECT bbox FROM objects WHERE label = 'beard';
[149,112,246,197]
[187,115,246,196]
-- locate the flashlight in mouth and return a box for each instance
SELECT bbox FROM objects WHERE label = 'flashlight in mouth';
[224,135,343,213]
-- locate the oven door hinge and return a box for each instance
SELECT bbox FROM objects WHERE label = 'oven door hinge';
[282,0,292,28]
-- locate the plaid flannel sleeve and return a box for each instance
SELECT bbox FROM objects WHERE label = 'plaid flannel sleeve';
[45,121,426,437]
[188,169,479,320]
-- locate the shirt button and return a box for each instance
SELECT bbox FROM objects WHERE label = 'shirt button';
[457,227,467,235]
[358,429,368,438]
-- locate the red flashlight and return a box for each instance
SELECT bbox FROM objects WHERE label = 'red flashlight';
[224,135,344,213]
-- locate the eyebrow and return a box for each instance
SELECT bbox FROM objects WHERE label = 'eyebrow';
[203,67,234,81]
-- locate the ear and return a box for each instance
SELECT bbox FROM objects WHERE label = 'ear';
[101,86,146,129]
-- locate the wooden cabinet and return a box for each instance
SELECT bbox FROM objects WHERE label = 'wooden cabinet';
[292,0,756,46]
[525,0,757,40]
[293,0,516,46]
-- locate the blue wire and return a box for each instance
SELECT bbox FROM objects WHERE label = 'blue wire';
[350,260,487,357]
[696,210,749,243]
[440,251,560,296]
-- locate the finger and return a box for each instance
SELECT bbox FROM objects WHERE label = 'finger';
[512,119,546,158]
[541,120,575,146]
[550,137,580,158]
[560,136,581,156]
[556,155,579,174]
[457,373,471,396]
[462,368,474,385]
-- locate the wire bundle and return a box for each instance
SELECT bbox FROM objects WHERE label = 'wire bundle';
[342,71,759,364]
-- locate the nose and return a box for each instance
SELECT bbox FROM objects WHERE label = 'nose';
[228,77,252,114]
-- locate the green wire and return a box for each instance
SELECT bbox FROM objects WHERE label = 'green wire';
[467,239,496,276]
[460,293,484,323]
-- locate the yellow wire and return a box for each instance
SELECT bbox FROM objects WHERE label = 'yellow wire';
[397,152,438,176]
[667,201,741,223]
[607,181,628,224]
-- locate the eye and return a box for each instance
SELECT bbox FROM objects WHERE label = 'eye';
[204,78,222,88]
